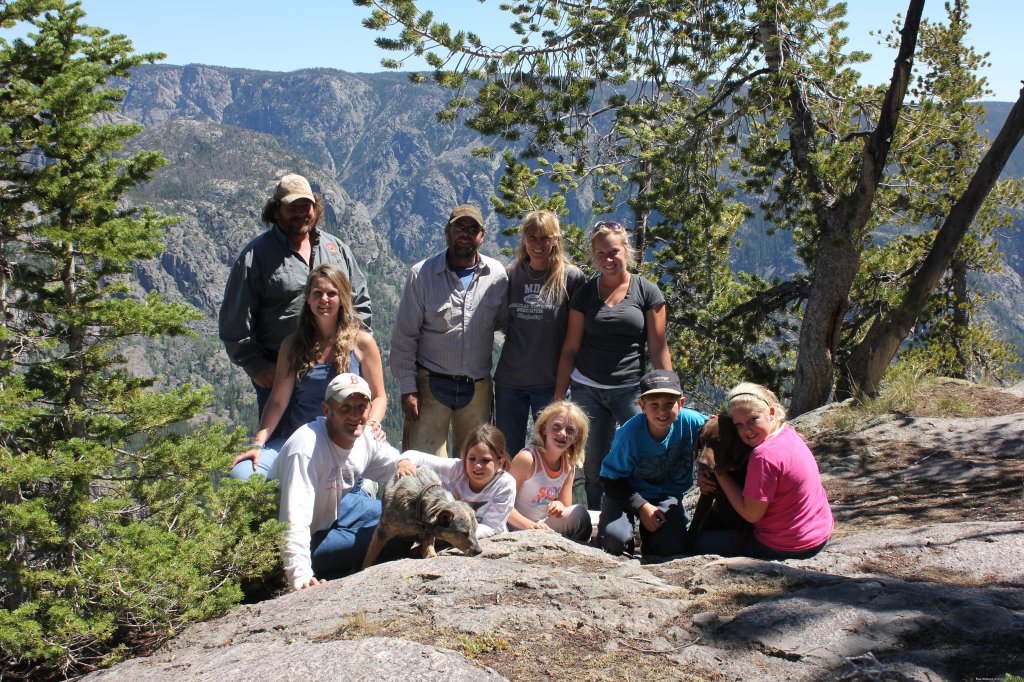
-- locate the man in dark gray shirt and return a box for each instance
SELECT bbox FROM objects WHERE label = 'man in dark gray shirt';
[219,173,371,418]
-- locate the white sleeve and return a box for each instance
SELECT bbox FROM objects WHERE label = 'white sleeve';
[360,434,406,482]
[407,452,463,484]
[475,473,517,539]
[279,449,317,591]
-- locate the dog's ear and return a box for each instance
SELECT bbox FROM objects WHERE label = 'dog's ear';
[435,509,455,527]
[716,413,752,469]
[697,416,720,446]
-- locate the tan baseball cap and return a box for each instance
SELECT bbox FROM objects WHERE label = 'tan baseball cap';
[274,173,316,205]
[448,204,484,228]
[324,373,371,403]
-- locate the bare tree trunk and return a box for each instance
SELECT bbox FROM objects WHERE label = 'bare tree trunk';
[838,87,1024,398]
[765,0,924,416]
[950,255,969,379]
[790,219,859,416]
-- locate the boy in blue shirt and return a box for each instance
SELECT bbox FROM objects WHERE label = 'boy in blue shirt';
[597,369,707,557]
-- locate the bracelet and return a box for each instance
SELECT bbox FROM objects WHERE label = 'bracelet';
[366,419,381,428]
[252,441,265,448]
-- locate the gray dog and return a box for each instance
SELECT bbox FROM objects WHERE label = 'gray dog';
[362,468,483,569]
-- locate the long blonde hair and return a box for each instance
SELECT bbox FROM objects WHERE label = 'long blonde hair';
[515,210,572,303]
[290,265,360,378]
[530,400,589,469]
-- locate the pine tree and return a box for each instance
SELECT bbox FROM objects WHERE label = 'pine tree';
[358,0,786,398]
[0,3,282,677]
[838,1,1024,393]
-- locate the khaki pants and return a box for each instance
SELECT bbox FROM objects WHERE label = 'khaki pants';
[403,369,493,457]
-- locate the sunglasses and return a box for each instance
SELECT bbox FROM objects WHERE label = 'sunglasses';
[451,222,483,235]
[592,221,626,234]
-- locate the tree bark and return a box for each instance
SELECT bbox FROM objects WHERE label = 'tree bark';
[787,0,924,417]
[838,86,1024,398]
[951,254,968,379]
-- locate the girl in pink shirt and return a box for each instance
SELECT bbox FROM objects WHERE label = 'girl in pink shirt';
[692,382,833,559]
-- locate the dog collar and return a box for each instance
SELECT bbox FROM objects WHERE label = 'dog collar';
[414,482,445,530]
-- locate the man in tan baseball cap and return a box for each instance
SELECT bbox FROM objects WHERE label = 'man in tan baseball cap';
[277,373,417,590]
[273,173,316,204]
[219,173,372,422]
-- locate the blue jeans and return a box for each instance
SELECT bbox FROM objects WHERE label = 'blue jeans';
[692,529,829,560]
[310,488,380,579]
[494,383,554,455]
[569,381,642,510]
[598,494,688,558]
[229,436,285,481]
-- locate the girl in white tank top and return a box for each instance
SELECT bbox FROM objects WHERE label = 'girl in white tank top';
[507,401,593,543]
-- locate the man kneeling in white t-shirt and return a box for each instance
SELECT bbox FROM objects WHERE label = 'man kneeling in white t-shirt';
[278,373,415,590]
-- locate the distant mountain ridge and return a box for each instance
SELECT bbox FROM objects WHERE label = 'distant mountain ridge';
[113,64,1024,429]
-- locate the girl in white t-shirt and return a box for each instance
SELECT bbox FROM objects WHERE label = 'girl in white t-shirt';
[507,400,592,542]
[411,424,516,539]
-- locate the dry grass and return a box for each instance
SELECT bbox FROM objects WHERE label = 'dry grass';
[822,371,1024,432]
[688,574,799,619]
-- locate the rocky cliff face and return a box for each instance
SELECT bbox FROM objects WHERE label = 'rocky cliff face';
[120,65,514,263]
[83,523,1024,682]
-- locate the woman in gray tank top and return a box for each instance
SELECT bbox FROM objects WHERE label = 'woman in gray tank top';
[553,222,672,509]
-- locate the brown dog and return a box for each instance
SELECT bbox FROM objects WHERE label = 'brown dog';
[686,413,752,554]
[362,468,482,569]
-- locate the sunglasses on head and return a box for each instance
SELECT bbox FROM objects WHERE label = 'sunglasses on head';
[592,221,626,234]
[451,221,483,235]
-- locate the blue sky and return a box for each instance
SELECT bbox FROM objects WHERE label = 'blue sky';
[16,1,1024,100]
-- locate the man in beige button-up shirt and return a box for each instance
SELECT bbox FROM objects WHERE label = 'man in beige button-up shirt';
[390,204,508,457]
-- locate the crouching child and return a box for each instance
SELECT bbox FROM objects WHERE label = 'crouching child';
[406,424,517,540]
[598,370,706,558]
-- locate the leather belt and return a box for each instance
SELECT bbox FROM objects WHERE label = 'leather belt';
[417,364,476,383]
